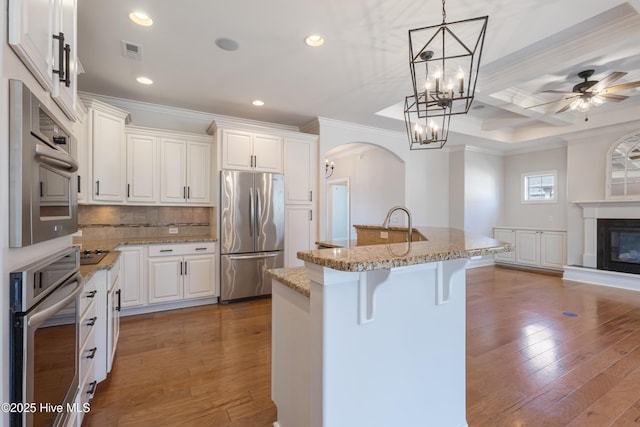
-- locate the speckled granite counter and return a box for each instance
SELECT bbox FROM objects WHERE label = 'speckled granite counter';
[299,226,511,272]
[79,250,121,279]
[269,267,310,297]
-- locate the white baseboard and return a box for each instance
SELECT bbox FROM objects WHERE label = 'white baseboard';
[466,256,495,269]
[563,266,640,291]
[120,296,219,317]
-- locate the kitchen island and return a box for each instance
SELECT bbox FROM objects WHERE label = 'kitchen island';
[269,227,511,427]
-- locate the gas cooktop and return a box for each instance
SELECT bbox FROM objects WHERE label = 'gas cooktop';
[80,249,109,265]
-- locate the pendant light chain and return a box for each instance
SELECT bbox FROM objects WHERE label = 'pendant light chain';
[441,0,446,24]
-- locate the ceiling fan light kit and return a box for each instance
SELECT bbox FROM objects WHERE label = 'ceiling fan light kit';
[403,0,488,150]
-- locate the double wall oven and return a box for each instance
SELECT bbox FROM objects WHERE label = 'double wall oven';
[9,79,78,248]
[10,246,83,427]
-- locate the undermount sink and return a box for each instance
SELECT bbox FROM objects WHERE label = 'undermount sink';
[353,225,428,246]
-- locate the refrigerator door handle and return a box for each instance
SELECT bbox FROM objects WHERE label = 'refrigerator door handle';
[228,253,279,260]
[249,187,255,237]
[255,190,261,235]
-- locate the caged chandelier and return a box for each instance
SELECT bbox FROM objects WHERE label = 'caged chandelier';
[404,0,488,149]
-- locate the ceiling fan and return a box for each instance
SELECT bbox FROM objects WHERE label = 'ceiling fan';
[527,70,640,119]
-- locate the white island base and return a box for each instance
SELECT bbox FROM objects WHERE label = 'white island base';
[271,258,469,427]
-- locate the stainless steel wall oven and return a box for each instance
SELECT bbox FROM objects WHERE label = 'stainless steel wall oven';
[10,247,82,427]
[9,79,78,248]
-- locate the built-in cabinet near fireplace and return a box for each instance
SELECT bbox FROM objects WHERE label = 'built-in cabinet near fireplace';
[598,219,640,274]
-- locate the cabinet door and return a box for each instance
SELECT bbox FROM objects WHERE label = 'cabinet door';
[186,141,211,204]
[107,274,120,372]
[92,109,126,202]
[222,130,253,171]
[253,134,283,173]
[148,257,183,303]
[285,206,314,268]
[127,133,157,203]
[540,232,567,269]
[51,0,77,120]
[160,138,187,203]
[8,0,56,92]
[183,255,216,299]
[74,107,87,203]
[284,138,316,204]
[515,230,540,266]
[493,229,515,262]
[117,246,146,307]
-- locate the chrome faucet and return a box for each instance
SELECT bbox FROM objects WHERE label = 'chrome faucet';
[382,206,412,242]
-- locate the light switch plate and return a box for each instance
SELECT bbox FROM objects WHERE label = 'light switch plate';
[380,231,388,239]
[169,227,179,234]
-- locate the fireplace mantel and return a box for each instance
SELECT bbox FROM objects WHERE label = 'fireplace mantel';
[563,200,640,291]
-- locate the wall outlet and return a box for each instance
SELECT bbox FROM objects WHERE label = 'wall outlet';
[380,231,389,239]
[169,227,179,234]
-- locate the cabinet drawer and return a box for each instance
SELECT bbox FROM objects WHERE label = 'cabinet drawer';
[79,303,97,350]
[79,331,97,384]
[148,242,215,257]
[80,360,98,407]
[78,277,98,318]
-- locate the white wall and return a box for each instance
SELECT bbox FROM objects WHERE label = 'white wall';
[1,8,76,422]
[565,122,640,265]
[501,146,568,229]
[464,149,503,237]
[315,118,450,241]
[449,149,465,230]
[328,145,405,239]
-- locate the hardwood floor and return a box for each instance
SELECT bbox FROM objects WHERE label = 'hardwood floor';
[84,266,640,426]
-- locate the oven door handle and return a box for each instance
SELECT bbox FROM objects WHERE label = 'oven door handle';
[35,143,79,172]
[27,272,83,329]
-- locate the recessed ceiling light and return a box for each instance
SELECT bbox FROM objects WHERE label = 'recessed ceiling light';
[304,34,325,47]
[136,76,153,85]
[129,11,153,26]
[215,38,240,52]
[252,100,265,106]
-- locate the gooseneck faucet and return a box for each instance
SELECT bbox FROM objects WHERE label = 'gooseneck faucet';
[382,206,412,243]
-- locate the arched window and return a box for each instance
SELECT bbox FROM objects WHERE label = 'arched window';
[607,131,640,200]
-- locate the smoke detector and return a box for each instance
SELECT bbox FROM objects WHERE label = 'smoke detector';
[121,41,143,60]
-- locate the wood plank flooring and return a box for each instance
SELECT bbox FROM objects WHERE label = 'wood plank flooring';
[84,266,640,426]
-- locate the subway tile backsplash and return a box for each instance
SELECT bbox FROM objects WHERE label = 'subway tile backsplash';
[78,205,215,240]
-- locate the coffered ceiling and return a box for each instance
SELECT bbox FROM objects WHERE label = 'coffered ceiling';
[77,0,640,151]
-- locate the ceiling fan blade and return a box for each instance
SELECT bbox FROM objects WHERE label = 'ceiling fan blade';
[588,71,627,92]
[541,90,576,95]
[525,96,576,109]
[556,100,574,113]
[600,80,640,93]
[599,93,628,102]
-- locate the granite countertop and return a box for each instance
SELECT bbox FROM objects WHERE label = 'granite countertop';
[298,227,512,272]
[268,267,310,297]
[76,235,217,279]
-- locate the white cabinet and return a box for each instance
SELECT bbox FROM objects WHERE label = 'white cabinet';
[284,137,317,204]
[221,129,283,173]
[73,102,88,203]
[82,98,130,203]
[493,227,566,271]
[148,243,216,304]
[126,132,157,203]
[92,269,108,382]
[160,138,212,204]
[285,206,315,268]
[116,245,146,308]
[9,0,78,119]
[283,136,317,267]
[76,273,98,426]
[106,257,121,373]
[493,228,515,262]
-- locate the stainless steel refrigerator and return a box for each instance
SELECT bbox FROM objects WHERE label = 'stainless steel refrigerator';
[220,170,285,302]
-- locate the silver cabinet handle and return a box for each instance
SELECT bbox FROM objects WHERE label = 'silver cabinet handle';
[159,249,173,253]
[229,253,279,260]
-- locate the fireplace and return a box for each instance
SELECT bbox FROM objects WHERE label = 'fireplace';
[597,219,640,274]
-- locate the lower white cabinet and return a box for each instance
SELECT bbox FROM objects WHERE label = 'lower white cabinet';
[116,245,146,307]
[148,242,216,304]
[107,257,121,373]
[285,205,315,267]
[75,273,98,426]
[493,227,566,271]
[93,256,121,383]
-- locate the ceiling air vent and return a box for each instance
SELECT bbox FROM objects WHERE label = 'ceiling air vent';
[121,40,142,60]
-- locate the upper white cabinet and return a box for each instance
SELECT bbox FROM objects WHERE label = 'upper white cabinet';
[9,0,78,120]
[160,137,212,205]
[284,137,317,204]
[73,102,88,203]
[84,99,129,203]
[221,129,283,173]
[126,132,157,203]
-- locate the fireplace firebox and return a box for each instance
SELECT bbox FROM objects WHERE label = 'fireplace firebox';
[597,219,640,274]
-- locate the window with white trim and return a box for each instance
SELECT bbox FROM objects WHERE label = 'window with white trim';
[522,170,557,203]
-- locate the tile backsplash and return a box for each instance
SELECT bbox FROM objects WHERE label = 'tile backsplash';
[78,205,215,240]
